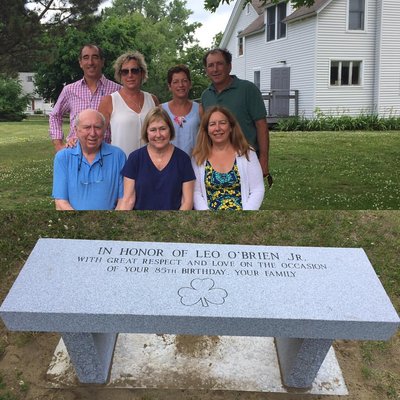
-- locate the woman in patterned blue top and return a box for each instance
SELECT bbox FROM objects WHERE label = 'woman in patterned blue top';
[191,106,264,210]
[116,107,195,210]
[162,65,200,156]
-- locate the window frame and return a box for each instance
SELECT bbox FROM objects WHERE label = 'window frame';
[238,35,244,57]
[254,69,261,90]
[266,2,287,43]
[329,59,363,87]
[266,5,276,42]
[277,2,287,39]
[347,0,366,31]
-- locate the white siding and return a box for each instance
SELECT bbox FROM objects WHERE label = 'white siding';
[240,17,317,117]
[226,4,263,76]
[18,72,53,114]
[315,0,377,115]
[279,17,317,117]
[228,2,317,117]
[18,72,35,95]
[375,0,400,116]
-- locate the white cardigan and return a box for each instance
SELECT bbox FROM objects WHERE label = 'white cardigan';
[191,150,265,210]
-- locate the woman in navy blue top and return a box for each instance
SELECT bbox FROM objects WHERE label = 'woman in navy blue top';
[116,107,195,210]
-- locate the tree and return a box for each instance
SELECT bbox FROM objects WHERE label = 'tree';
[105,0,165,21]
[0,75,30,121]
[27,0,105,25]
[178,45,210,101]
[0,0,105,74]
[212,32,223,48]
[0,0,43,74]
[203,0,316,13]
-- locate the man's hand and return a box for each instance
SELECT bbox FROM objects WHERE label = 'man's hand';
[55,199,74,210]
[65,137,78,148]
[258,153,273,188]
[52,139,65,152]
[266,173,273,188]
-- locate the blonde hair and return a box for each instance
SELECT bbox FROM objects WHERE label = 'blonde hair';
[113,51,148,83]
[141,107,176,143]
[192,106,251,165]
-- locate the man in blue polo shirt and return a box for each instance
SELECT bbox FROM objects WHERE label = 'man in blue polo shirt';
[201,48,272,185]
[52,109,126,210]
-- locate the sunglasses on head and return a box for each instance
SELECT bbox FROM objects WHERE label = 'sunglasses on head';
[120,67,142,76]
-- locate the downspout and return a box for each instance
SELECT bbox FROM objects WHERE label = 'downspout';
[373,0,382,114]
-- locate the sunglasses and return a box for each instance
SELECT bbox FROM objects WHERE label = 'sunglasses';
[120,67,142,76]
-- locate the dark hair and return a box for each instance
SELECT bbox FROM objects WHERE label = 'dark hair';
[167,64,191,84]
[202,48,232,67]
[79,44,104,60]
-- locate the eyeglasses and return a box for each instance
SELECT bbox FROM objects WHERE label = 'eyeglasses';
[120,67,142,76]
[78,147,104,184]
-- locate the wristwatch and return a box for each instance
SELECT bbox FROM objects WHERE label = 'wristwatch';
[266,173,273,188]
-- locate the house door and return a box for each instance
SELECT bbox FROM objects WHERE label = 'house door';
[270,67,290,116]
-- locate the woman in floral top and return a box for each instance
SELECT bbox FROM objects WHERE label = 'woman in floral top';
[191,106,265,210]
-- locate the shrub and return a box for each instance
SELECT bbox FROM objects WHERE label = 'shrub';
[274,110,400,132]
[0,75,30,122]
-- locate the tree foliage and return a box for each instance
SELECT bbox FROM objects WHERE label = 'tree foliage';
[0,0,104,74]
[212,32,224,48]
[27,0,104,24]
[0,75,30,121]
[0,0,43,74]
[179,44,210,100]
[203,0,316,13]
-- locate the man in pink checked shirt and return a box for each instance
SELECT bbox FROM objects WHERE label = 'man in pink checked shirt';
[49,44,121,152]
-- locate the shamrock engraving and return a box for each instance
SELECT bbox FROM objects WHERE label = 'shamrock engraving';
[178,278,228,307]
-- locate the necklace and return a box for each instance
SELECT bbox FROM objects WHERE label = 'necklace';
[148,144,172,170]
[123,90,143,112]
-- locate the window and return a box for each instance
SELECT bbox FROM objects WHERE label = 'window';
[238,36,244,56]
[267,2,287,42]
[348,0,365,30]
[277,3,287,39]
[27,75,33,82]
[254,70,261,89]
[246,4,251,15]
[330,60,361,86]
[267,6,276,41]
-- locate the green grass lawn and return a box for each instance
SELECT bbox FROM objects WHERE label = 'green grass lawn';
[0,120,54,210]
[0,120,399,210]
[265,130,400,209]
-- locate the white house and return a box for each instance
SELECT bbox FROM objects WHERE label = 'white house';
[18,72,53,115]
[220,0,400,118]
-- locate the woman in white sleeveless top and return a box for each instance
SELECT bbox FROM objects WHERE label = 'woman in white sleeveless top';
[99,51,159,157]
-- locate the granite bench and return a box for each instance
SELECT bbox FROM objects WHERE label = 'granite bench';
[1,238,399,388]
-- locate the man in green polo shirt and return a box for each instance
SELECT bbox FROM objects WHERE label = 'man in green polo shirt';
[201,48,271,183]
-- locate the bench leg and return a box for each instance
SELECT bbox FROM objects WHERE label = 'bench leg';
[275,337,333,388]
[61,332,117,384]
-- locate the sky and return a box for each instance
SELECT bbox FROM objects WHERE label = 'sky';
[185,1,235,47]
